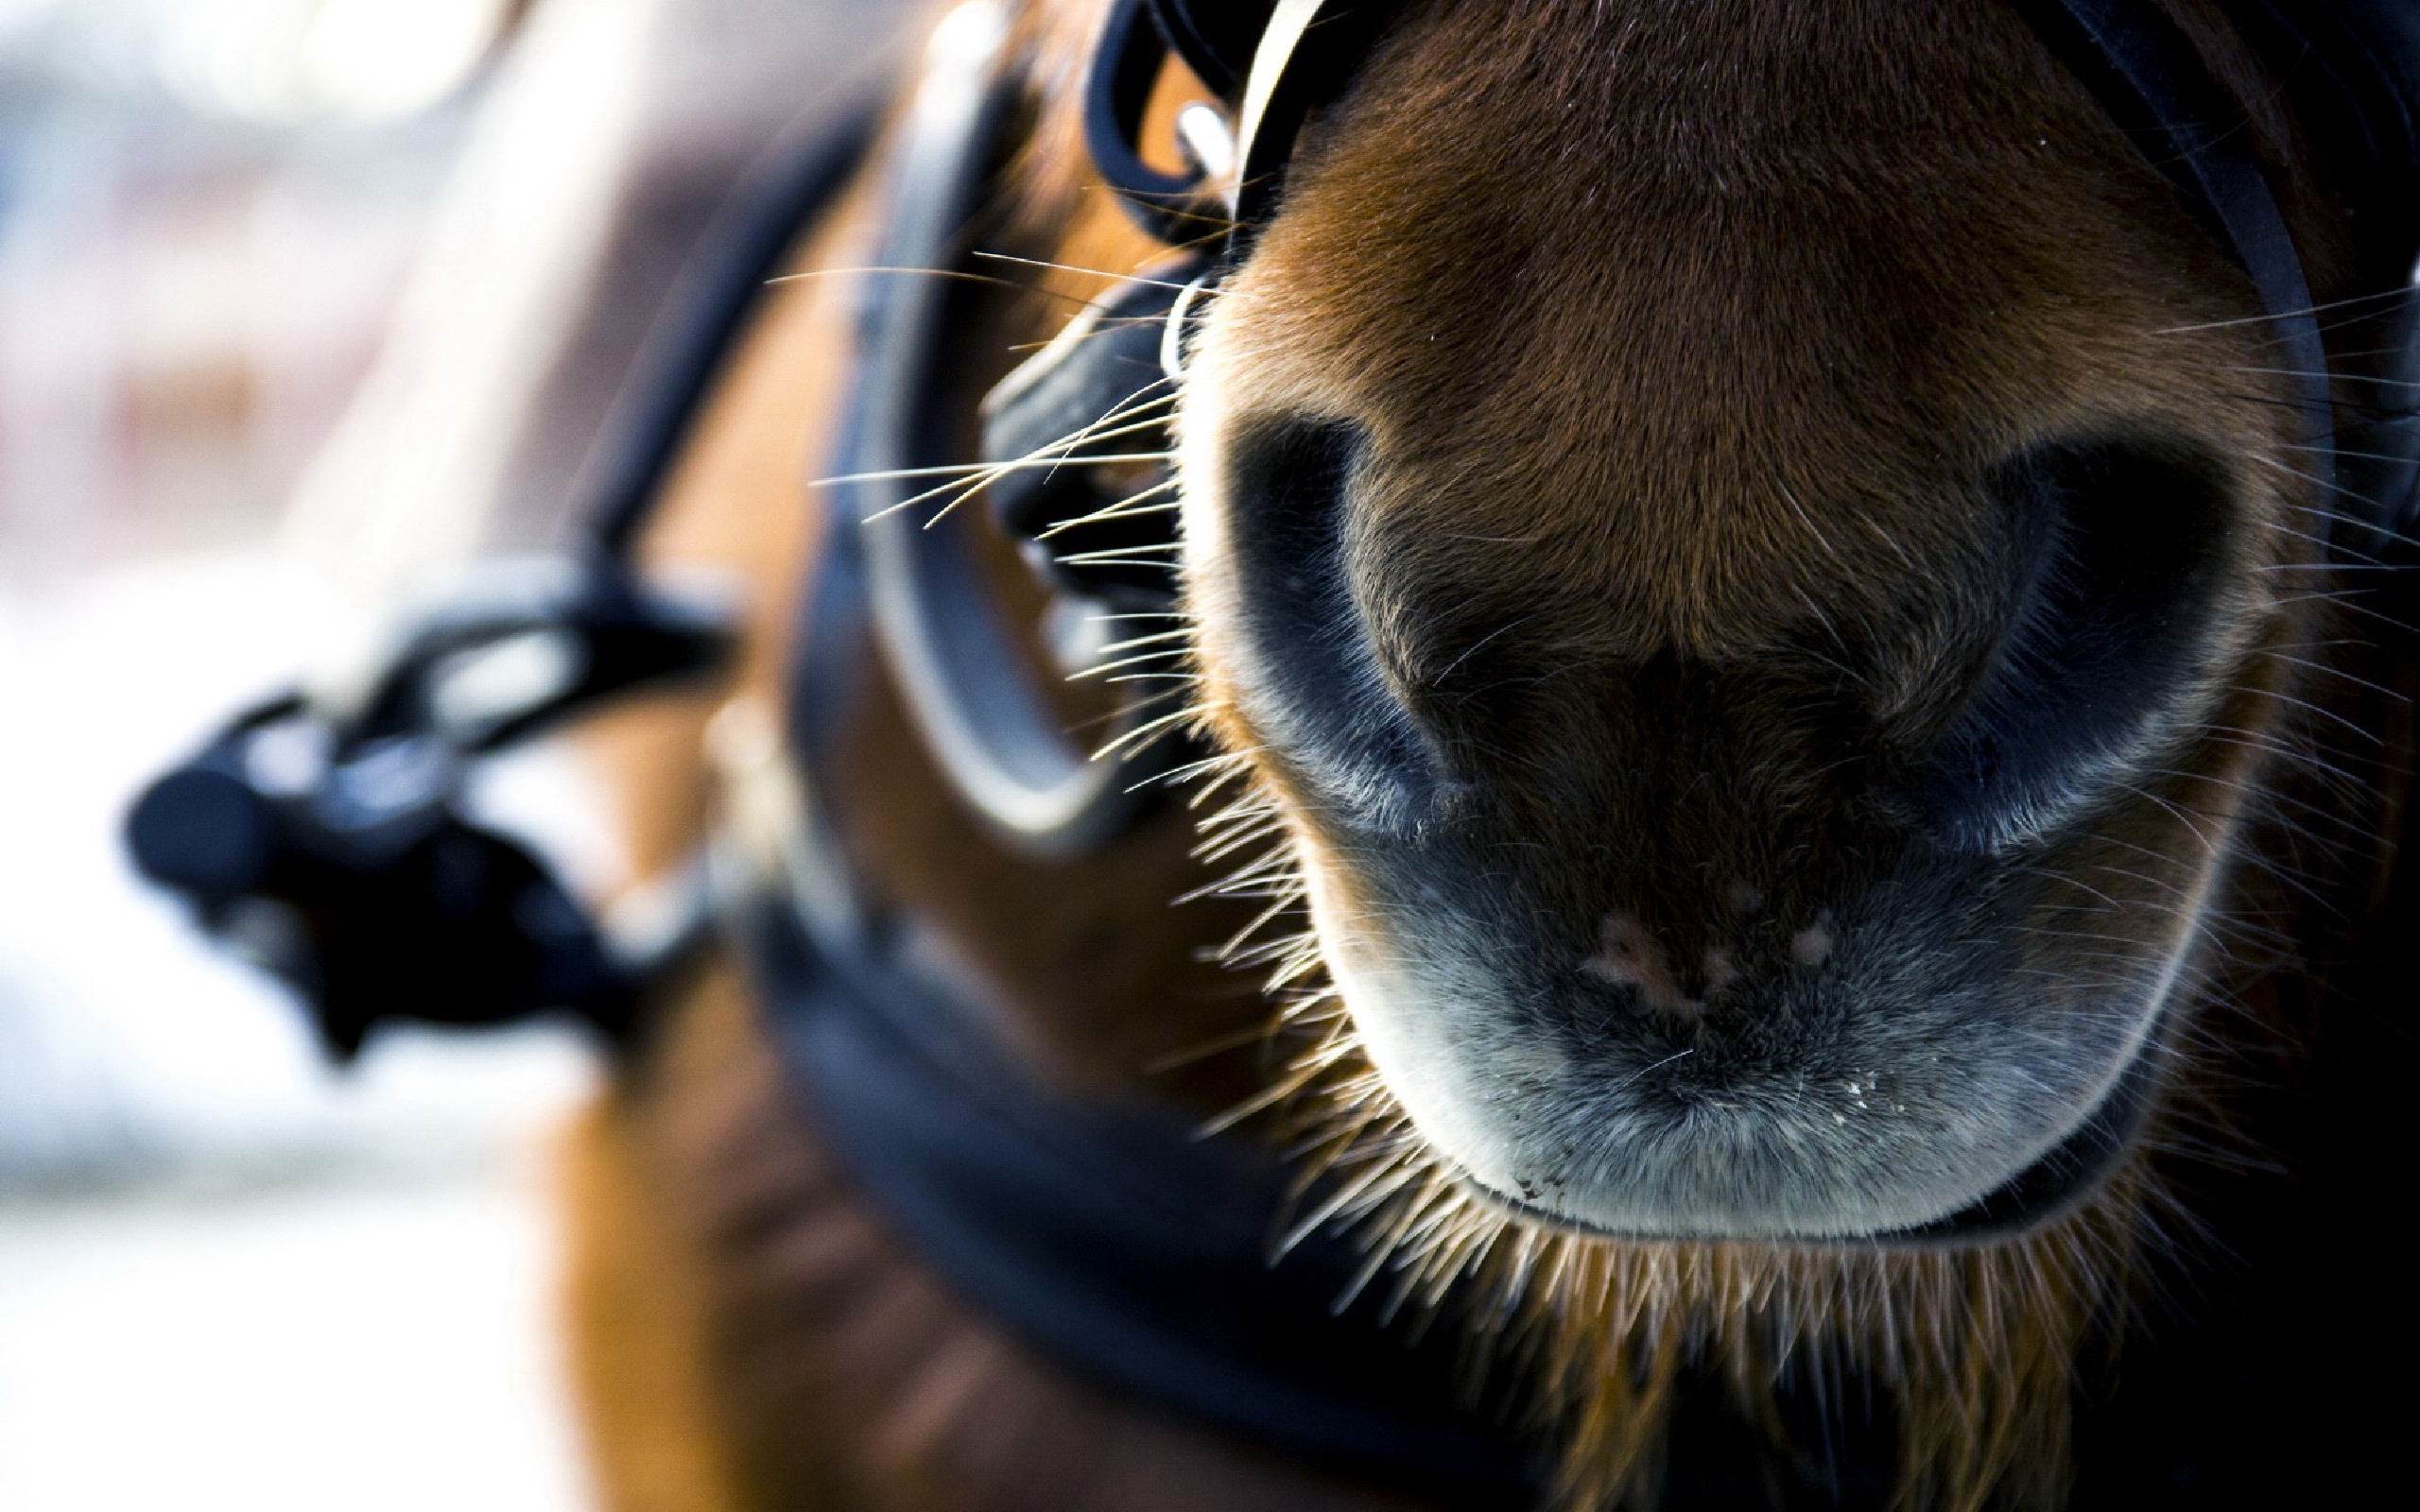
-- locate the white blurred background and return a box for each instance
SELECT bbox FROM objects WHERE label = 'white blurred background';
[0,1,906,1506]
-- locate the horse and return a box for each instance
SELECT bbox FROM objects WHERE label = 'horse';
[557,0,2420,1506]
[124,0,2420,1506]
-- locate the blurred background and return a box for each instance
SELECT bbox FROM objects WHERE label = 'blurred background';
[0,1,907,1505]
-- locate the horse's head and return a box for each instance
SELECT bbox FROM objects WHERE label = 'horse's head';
[1178,0,2352,1245]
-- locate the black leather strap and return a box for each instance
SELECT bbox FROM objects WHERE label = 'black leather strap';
[1147,0,1270,102]
[1085,0,1219,241]
[2014,0,2340,522]
[2230,0,2420,294]
[741,901,1546,1503]
[2224,0,2420,539]
[743,520,1546,1503]
[590,101,881,557]
[839,3,1179,859]
[1228,0,1401,241]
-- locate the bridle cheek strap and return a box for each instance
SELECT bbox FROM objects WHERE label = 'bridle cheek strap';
[1088,0,1402,247]
[1230,0,1340,230]
[2014,0,2342,524]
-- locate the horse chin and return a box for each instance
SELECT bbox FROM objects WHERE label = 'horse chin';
[1343,972,2171,1247]
[1303,850,2186,1247]
[1436,1024,2167,1248]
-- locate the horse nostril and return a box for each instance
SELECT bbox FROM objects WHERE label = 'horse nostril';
[1219,417,1433,807]
[1921,435,2238,850]
[1221,418,1361,648]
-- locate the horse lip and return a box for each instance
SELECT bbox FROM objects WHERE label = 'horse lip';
[1432,1020,2167,1248]
[1878,1017,2162,1246]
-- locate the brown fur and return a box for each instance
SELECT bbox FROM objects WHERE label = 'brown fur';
[557,2,2409,1509]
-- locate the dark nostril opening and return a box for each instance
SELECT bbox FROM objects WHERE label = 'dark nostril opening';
[1224,418,1359,662]
[1922,435,2237,848]
[1221,417,1430,806]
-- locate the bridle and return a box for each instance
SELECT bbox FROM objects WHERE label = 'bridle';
[126,0,2419,1502]
[842,0,1417,859]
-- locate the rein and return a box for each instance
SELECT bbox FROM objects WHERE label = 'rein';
[126,0,2420,1503]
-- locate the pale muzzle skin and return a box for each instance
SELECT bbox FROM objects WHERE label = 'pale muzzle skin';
[1291,816,2212,1242]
